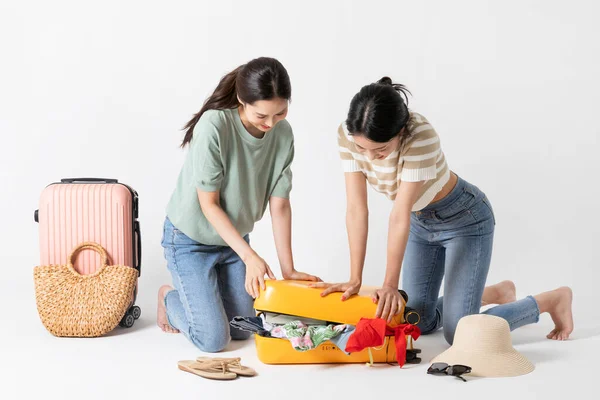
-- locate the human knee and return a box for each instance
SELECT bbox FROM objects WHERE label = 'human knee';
[189,326,231,353]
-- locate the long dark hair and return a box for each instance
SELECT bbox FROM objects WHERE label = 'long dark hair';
[181,57,292,147]
[345,76,412,144]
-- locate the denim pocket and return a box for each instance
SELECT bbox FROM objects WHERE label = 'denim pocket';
[437,208,477,228]
[435,189,477,223]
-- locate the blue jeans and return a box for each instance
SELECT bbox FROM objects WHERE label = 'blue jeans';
[402,176,540,345]
[161,217,254,352]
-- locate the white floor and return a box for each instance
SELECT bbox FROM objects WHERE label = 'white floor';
[6,286,598,400]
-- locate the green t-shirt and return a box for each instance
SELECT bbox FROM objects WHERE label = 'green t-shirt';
[166,108,294,246]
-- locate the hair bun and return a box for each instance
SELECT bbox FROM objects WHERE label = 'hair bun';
[377,76,393,86]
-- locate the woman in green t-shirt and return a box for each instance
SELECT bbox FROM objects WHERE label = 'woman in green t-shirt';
[158,57,320,352]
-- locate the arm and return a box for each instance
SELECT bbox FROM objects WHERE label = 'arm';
[345,172,369,286]
[269,197,295,278]
[197,189,275,298]
[269,197,321,281]
[373,180,424,320]
[384,180,424,288]
[198,190,253,260]
[311,172,368,300]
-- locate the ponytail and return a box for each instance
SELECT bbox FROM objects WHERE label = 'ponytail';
[181,65,244,147]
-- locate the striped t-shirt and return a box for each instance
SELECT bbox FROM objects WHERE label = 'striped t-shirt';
[338,112,450,211]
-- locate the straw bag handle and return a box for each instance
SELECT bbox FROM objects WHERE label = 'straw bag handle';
[68,242,109,272]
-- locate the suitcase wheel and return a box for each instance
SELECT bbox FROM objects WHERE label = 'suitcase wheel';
[130,305,141,320]
[120,313,135,328]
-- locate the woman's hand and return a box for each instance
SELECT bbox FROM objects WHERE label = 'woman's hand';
[309,280,361,301]
[244,252,276,298]
[372,286,404,323]
[283,269,322,282]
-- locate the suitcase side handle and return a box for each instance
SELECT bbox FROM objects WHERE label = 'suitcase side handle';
[135,220,142,276]
[61,178,119,184]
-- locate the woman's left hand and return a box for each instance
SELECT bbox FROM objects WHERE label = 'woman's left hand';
[372,286,404,323]
[283,269,322,282]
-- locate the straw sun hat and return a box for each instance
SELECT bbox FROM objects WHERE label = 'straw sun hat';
[431,314,535,377]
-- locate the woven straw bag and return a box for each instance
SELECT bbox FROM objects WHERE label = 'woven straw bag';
[34,242,138,337]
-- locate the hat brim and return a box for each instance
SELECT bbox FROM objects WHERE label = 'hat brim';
[431,348,535,377]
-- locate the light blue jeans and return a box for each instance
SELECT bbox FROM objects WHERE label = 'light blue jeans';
[161,217,253,352]
[402,176,540,345]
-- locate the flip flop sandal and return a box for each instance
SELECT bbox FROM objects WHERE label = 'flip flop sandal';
[177,360,237,380]
[195,357,257,377]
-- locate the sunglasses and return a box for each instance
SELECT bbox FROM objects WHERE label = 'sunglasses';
[427,363,472,382]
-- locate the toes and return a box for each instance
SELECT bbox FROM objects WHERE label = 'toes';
[560,331,570,340]
[164,325,179,334]
[547,328,572,341]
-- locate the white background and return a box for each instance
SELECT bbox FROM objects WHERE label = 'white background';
[2,0,598,398]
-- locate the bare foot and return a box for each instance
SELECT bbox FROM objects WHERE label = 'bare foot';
[534,286,573,340]
[157,285,179,334]
[481,280,516,306]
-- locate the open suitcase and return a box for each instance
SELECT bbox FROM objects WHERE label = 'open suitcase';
[253,280,422,364]
[34,178,142,329]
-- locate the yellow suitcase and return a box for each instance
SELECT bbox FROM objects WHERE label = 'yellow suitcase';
[252,280,421,365]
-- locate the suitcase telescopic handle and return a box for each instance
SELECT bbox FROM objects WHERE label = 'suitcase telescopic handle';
[61,178,119,184]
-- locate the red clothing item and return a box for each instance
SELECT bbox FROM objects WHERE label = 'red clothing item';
[344,318,421,367]
[345,318,387,352]
[386,323,421,367]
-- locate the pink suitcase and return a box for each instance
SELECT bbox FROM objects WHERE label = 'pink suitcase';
[34,178,142,328]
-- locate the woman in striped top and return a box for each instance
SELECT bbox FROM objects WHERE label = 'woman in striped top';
[311,77,573,343]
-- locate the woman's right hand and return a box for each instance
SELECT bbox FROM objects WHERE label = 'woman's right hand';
[244,252,276,298]
[309,280,361,301]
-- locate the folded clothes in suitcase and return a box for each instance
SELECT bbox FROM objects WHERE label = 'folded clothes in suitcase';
[251,280,421,365]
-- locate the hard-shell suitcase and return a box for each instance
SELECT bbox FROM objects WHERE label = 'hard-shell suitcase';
[34,178,142,328]
[252,280,422,364]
